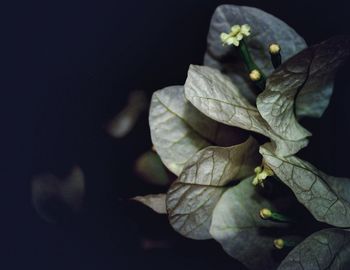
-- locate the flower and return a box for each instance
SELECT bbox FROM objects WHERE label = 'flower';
[220,24,251,47]
[252,165,274,186]
[139,4,350,269]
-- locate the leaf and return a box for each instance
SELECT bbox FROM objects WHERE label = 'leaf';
[204,52,257,103]
[260,143,350,227]
[257,49,312,141]
[205,4,307,101]
[149,85,246,176]
[185,65,268,134]
[166,137,260,240]
[134,151,171,186]
[31,166,85,223]
[270,137,309,159]
[210,177,287,270]
[278,228,350,270]
[295,36,350,118]
[185,64,308,156]
[132,194,167,214]
[257,36,350,141]
[107,90,147,138]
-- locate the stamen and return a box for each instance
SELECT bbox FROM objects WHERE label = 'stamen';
[249,69,262,81]
[269,43,282,68]
[269,43,281,54]
[259,208,294,223]
[273,238,298,249]
[252,164,274,187]
[220,25,266,92]
[273,238,285,249]
[259,208,272,219]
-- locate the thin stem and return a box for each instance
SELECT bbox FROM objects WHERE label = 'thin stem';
[238,39,266,91]
[271,212,295,223]
[271,53,282,69]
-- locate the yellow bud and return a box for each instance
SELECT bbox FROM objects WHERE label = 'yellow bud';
[254,166,262,174]
[249,69,261,81]
[269,43,281,55]
[260,208,272,219]
[274,239,284,249]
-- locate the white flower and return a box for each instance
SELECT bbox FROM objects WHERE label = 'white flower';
[252,165,273,186]
[220,24,251,47]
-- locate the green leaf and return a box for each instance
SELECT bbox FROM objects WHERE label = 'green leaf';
[166,137,259,240]
[134,151,171,186]
[132,194,167,214]
[210,177,287,270]
[31,167,85,223]
[205,4,306,101]
[260,143,350,227]
[185,65,308,156]
[257,36,350,141]
[278,228,350,270]
[149,85,245,176]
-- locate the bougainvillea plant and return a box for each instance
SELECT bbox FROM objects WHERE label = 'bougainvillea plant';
[134,5,350,270]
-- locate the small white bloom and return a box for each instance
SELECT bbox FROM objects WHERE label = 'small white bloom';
[240,24,251,36]
[252,164,273,186]
[220,24,251,47]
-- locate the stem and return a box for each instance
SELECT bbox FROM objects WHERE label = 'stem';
[238,39,266,91]
[271,212,294,223]
[271,53,282,69]
[283,240,298,248]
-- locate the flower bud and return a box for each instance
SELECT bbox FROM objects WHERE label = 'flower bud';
[269,43,281,55]
[249,69,261,81]
[274,238,284,249]
[259,208,272,219]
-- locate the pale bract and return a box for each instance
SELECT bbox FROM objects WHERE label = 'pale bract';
[205,5,350,120]
[32,167,85,223]
[210,177,288,270]
[166,137,260,240]
[261,143,350,227]
[107,90,147,138]
[138,4,350,269]
[257,36,350,141]
[278,228,350,270]
[184,64,308,157]
[134,151,171,186]
[132,194,167,214]
[205,4,306,103]
[149,85,246,176]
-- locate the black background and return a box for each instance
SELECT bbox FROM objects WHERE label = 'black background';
[3,0,350,269]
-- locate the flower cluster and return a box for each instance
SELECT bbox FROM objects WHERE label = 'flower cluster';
[134,4,350,270]
[220,24,251,46]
